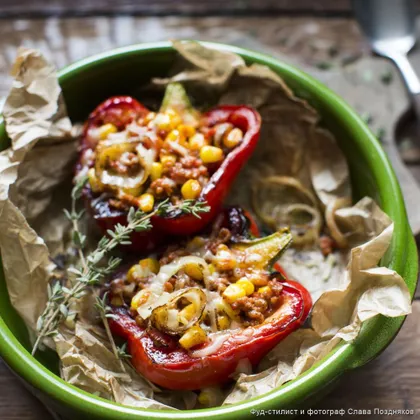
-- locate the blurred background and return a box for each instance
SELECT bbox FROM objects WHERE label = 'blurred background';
[0,1,419,419]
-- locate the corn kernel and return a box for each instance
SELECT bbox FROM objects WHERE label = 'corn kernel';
[236,278,255,296]
[214,245,237,271]
[208,263,216,275]
[97,123,117,140]
[166,129,185,144]
[143,112,156,124]
[181,179,202,200]
[150,162,163,181]
[178,124,196,138]
[213,123,233,147]
[160,154,177,166]
[153,113,172,131]
[223,127,243,149]
[111,296,124,306]
[127,264,143,283]
[198,388,222,407]
[87,168,102,193]
[249,275,269,287]
[184,263,203,281]
[189,133,208,150]
[217,314,230,330]
[223,284,246,303]
[179,325,207,350]
[200,145,224,164]
[216,300,240,320]
[131,289,150,310]
[139,258,160,274]
[154,109,182,131]
[179,304,197,325]
[198,390,211,406]
[138,193,154,213]
[258,286,272,296]
[166,109,182,128]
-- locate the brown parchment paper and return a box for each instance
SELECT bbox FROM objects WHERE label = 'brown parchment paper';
[0,48,74,331]
[0,41,412,409]
[54,323,197,409]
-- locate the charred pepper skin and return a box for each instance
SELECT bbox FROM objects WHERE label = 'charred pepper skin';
[109,280,311,390]
[77,97,261,251]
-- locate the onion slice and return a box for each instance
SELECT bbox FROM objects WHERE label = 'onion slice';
[137,256,210,320]
[273,203,322,246]
[325,197,352,248]
[252,176,321,246]
[94,138,155,197]
[150,288,207,335]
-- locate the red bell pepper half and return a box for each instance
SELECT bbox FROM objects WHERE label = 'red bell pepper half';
[107,208,312,390]
[109,279,311,390]
[151,106,261,235]
[77,93,261,251]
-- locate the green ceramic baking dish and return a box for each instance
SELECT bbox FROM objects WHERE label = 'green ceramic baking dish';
[0,41,417,419]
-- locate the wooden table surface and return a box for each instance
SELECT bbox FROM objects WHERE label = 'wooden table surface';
[0,14,419,420]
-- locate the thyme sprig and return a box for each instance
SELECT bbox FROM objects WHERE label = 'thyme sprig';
[176,199,210,218]
[32,184,210,357]
[94,291,126,371]
[63,175,88,264]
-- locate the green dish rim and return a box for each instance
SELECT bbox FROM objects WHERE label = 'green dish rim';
[0,41,417,419]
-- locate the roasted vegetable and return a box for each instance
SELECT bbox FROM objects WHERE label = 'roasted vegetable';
[107,216,311,390]
[76,84,261,251]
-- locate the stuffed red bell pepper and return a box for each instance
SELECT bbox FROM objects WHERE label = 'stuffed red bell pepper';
[76,83,261,250]
[106,208,312,390]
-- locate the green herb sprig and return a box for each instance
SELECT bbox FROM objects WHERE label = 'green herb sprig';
[176,199,210,218]
[32,182,209,357]
[94,291,126,371]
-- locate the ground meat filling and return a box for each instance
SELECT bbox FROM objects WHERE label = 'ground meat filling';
[108,151,141,175]
[159,246,190,266]
[231,280,284,326]
[163,271,199,293]
[108,225,287,331]
[207,227,232,254]
[166,155,209,185]
[150,177,177,198]
[85,104,245,213]
[149,157,209,202]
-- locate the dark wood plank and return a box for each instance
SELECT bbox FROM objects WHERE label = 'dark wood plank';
[0,362,52,419]
[3,0,420,19]
[0,16,372,97]
[0,1,355,18]
[297,301,420,420]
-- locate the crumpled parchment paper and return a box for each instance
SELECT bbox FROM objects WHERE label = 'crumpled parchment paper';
[0,41,412,410]
[54,323,197,409]
[0,48,74,331]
